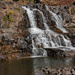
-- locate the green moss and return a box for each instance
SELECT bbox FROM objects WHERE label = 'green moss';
[3,16,8,21]
[15,8,20,11]
[72,7,75,15]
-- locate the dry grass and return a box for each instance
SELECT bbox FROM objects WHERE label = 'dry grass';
[42,0,75,5]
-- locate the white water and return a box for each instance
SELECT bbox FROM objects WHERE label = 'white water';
[22,6,37,28]
[22,5,75,56]
[33,9,49,30]
[45,5,68,33]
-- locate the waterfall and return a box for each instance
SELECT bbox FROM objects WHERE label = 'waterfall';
[33,9,49,30]
[45,5,68,33]
[22,6,37,28]
[22,5,75,56]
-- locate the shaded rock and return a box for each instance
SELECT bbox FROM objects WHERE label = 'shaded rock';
[42,67,75,75]
[45,48,64,57]
[72,2,75,5]
[0,1,7,9]
[68,34,75,47]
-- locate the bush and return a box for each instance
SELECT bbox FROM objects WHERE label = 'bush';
[3,11,14,22]
[3,16,8,21]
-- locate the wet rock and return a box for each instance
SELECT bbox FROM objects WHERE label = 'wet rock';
[42,67,75,75]
[45,48,64,57]
[19,13,30,29]
[0,2,7,9]
[68,34,75,47]
[34,10,45,30]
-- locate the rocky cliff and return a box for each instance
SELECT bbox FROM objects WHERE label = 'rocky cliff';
[0,0,75,60]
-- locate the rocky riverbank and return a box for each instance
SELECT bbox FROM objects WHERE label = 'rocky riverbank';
[46,48,75,57]
[0,52,31,61]
[41,67,75,75]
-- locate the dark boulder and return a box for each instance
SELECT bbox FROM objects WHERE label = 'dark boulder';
[45,48,64,57]
[72,2,75,5]
[34,0,41,3]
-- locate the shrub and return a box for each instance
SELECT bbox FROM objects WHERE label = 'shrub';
[3,11,14,22]
[3,16,8,21]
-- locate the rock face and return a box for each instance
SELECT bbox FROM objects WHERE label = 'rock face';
[22,4,75,57]
[45,48,75,57]
[45,48,64,57]
[0,1,32,59]
[0,0,75,59]
[49,5,75,47]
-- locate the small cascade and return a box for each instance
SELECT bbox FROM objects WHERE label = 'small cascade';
[22,6,37,28]
[22,5,75,56]
[33,9,49,30]
[45,5,68,33]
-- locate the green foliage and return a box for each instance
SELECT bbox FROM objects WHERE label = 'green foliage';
[34,0,37,4]
[3,11,14,22]
[18,0,24,2]
[8,16,14,22]
[3,16,8,21]
[8,11,14,22]
[15,8,20,11]
[72,7,75,15]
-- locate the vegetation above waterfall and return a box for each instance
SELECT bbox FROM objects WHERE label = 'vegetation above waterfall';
[0,0,75,5]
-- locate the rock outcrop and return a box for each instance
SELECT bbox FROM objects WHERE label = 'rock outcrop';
[0,1,32,60]
[0,0,75,60]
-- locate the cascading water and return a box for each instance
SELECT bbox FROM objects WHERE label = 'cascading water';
[22,6,47,56]
[22,5,75,56]
[22,6,37,28]
[45,5,68,33]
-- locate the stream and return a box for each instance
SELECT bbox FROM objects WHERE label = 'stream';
[0,57,75,75]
